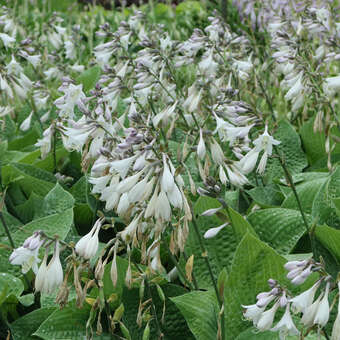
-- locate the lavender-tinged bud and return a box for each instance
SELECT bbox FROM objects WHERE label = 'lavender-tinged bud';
[268,279,277,288]
[23,231,43,250]
[256,292,271,301]
[284,260,308,271]
[256,294,276,308]
[270,287,280,296]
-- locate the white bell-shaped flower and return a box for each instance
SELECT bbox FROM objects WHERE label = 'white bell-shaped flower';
[242,303,265,326]
[314,282,330,328]
[331,282,340,340]
[290,280,320,314]
[256,301,280,331]
[35,241,63,294]
[75,218,103,259]
[270,303,300,339]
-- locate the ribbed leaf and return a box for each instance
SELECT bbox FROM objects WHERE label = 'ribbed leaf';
[224,233,287,339]
[34,302,111,340]
[265,120,307,181]
[184,197,255,288]
[171,290,217,340]
[10,307,56,340]
[248,208,308,254]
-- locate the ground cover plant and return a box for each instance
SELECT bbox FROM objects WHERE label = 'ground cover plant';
[0,0,340,339]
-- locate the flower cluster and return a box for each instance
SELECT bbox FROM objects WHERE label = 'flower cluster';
[243,258,339,339]
[9,217,103,296]
[243,279,299,338]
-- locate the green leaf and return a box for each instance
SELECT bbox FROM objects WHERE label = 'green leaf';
[265,120,307,181]
[40,287,77,308]
[10,307,56,340]
[1,184,74,276]
[0,211,21,237]
[18,293,34,307]
[2,163,56,196]
[33,301,111,340]
[101,256,132,303]
[0,115,16,140]
[176,1,205,17]
[0,273,24,305]
[228,206,257,241]
[247,184,284,208]
[14,192,43,223]
[248,208,308,254]
[7,129,39,151]
[73,203,94,230]
[224,233,288,338]
[33,147,69,172]
[76,66,101,92]
[171,290,217,340]
[70,176,89,203]
[299,115,340,165]
[34,183,75,218]
[315,225,340,264]
[123,284,195,340]
[11,208,73,246]
[311,167,340,229]
[281,176,328,214]
[185,197,255,288]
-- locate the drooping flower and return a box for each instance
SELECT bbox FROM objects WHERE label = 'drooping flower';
[313,282,330,328]
[323,75,340,96]
[256,301,280,331]
[19,111,33,132]
[197,128,206,160]
[301,294,323,328]
[270,303,300,339]
[35,125,54,159]
[75,218,103,259]
[0,32,15,48]
[238,126,280,175]
[35,241,63,294]
[242,303,266,326]
[289,280,321,313]
[331,282,340,340]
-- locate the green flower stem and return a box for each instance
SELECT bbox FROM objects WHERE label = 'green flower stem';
[191,212,226,340]
[0,211,15,249]
[28,96,43,130]
[254,72,276,122]
[322,328,330,340]
[221,0,228,21]
[273,146,320,259]
[53,128,57,174]
[133,262,163,339]
[274,146,309,233]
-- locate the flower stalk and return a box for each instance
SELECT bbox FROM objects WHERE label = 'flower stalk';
[191,210,226,340]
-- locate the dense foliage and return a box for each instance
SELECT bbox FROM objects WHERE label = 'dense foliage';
[0,0,340,339]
